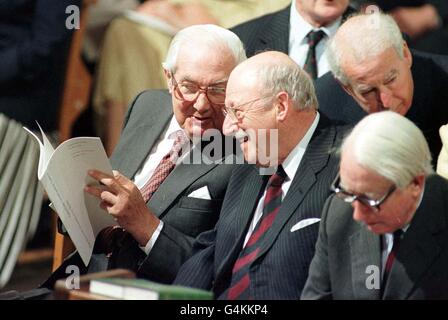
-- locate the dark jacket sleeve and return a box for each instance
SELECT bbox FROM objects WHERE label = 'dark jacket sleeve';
[0,0,80,84]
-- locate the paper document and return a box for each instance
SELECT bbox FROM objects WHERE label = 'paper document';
[24,124,116,266]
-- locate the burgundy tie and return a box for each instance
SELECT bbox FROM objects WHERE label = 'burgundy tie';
[140,129,189,202]
[382,230,403,287]
[303,30,326,79]
[226,165,287,300]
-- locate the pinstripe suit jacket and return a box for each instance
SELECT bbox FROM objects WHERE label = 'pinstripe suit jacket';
[231,5,355,58]
[174,116,348,299]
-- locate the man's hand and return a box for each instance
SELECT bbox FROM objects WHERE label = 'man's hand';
[85,170,160,246]
[391,4,440,39]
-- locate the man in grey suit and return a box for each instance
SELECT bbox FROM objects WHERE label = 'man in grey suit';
[42,24,246,288]
[174,51,348,299]
[302,111,448,299]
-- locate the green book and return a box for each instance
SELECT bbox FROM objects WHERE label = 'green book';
[89,277,213,300]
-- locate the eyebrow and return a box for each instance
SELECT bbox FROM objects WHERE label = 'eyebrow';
[180,76,228,86]
[384,69,398,82]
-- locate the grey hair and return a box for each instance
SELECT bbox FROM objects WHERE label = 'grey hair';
[162,24,246,73]
[257,62,318,111]
[341,111,433,189]
[327,12,404,85]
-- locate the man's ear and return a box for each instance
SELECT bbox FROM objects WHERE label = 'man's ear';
[341,82,356,99]
[410,175,425,197]
[164,69,173,92]
[275,91,289,121]
[402,41,413,68]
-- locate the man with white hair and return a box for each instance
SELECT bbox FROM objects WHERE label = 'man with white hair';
[302,111,448,300]
[42,24,246,288]
[315,12,448,162]
[174,51,347,299]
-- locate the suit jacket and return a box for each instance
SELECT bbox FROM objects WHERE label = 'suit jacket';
[0,0,79,131]
[231,5,355,58]
[302,174,448,300]
[174,116,349,299]
[315,51,448,163]
[43,90,236,287]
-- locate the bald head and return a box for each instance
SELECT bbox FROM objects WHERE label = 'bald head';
[228,51,318,111]
[327,12,405,84]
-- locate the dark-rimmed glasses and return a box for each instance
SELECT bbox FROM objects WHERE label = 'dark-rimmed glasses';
[330,174,396,211]
[171,74,226,107]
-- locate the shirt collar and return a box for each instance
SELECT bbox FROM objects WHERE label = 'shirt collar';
[289,1,342,45]
[167,116,187,140]
[281,112,320,181]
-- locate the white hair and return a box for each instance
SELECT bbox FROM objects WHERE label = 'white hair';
[327,12,404,85]
[162,24,246,73]
[257,60,318,111]
[341,111,434,189]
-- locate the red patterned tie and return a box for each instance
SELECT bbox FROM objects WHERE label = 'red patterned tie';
[303,30,326,79]
[140,129,189,202]
[226,165,287,300]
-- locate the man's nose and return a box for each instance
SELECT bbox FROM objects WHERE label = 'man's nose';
[352,200,368,223]
[222,114,238,136]
[379,88,393,109]
[193,92,210,112]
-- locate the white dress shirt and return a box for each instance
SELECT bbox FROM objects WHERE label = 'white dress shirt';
[288,1,342,78]
[242,112,320,247]
[133,115,191,254]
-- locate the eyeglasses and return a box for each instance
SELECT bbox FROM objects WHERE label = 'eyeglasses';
[330,174,396,211]
[222,96,273,122]
[171,74,226,106]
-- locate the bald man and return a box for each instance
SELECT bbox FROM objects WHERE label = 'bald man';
[174,51,348,299]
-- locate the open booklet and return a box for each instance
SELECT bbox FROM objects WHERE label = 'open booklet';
[24,124,117,266]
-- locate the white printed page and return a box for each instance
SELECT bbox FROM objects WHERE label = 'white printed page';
[43,137,116,266]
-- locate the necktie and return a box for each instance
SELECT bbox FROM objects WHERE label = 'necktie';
[140,129,189,202]
[303,30,326,79]
[226,165,287,300]
[94,129,189,254]
[382,230,403,287]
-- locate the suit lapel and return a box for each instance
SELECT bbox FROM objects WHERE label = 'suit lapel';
[382,176,445,299]
[349,229,381,299]
[255,120,336,261]
[216,166,267,280]
[257,7,290,54]
[111,92,173,179]
[148,160,219,218]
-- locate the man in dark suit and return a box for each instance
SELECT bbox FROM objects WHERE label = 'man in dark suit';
[302,111,448,299]
[0,0,79,132]
[231,0,352,79]
[315,12,448,162]
[174,51,347,299]
[42,24,246,288]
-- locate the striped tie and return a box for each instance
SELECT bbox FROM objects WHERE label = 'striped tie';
[140,129,189,202]
[226,165,287,300]
[303,30,325,79]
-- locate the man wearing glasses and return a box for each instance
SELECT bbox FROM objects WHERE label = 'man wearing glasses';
[43,24,246,289]
[174,51,347,299]
[302,111,448,300]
